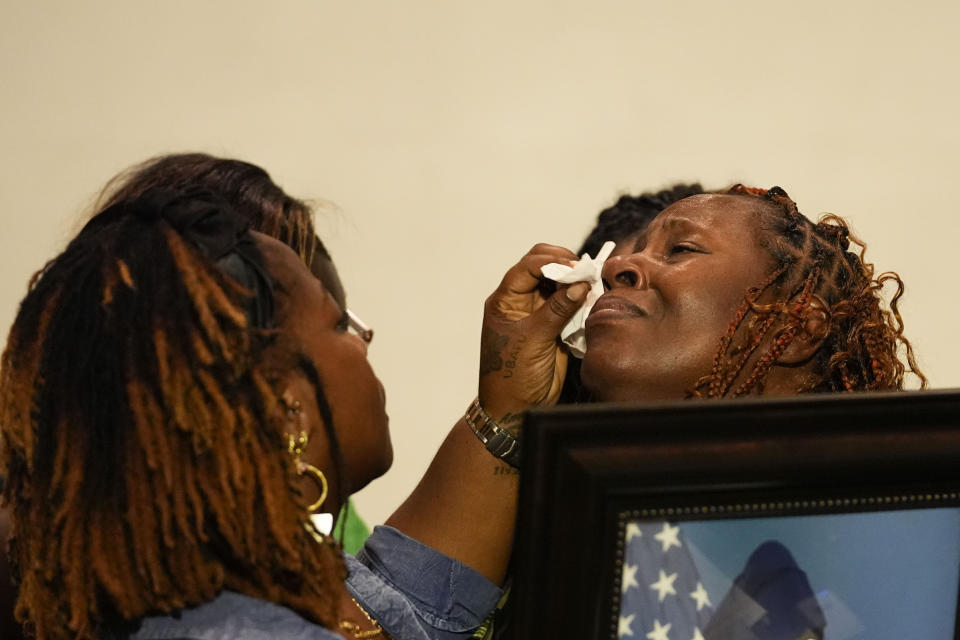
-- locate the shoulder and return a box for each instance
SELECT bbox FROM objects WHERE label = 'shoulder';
[125,591,339,640]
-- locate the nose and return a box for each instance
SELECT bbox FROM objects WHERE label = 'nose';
[601,253,647,291]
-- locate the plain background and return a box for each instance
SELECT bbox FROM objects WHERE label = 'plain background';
[2,1,957,526]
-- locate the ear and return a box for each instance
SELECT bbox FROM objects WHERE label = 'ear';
[276,373,319,435]
[777,294,831,365]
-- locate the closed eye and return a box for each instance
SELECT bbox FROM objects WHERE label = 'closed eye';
[670,243,701,255]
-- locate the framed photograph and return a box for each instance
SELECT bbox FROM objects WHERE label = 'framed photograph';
[510,390,960,640]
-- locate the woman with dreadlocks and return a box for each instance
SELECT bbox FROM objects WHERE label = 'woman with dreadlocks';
[0,158,589,639]
[80,152,372,551]
[0,152,383,639]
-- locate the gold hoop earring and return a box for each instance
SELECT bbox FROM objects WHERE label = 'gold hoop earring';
[287,429,329,513]
[299,462,328,513]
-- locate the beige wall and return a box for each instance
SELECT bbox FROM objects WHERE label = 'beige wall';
[2,0,957,525]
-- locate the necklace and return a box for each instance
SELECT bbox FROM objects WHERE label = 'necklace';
[339,597,384,639]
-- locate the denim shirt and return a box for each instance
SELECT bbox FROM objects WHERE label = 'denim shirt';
[122,526,502,640]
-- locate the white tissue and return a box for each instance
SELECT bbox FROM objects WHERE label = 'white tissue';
[540,240,616,358]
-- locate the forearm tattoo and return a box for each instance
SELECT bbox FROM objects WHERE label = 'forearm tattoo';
[495,411,523,438]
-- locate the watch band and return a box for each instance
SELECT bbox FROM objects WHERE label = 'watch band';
[464,397,521,469]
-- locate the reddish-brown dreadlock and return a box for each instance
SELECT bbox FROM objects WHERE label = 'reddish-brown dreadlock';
[0,193,346,639]
[691,184,925,397]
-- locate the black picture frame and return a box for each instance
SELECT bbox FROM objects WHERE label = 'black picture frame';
[510,390,960,640]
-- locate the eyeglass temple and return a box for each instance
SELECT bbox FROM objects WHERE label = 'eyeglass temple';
[346,309,374,343]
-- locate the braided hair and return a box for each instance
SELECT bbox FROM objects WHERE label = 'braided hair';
[691,184,926,397]
[0,190,346,639]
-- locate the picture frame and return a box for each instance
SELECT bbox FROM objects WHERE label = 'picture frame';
[510,390,960,640]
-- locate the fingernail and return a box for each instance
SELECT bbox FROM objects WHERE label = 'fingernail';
[566,282,589,302]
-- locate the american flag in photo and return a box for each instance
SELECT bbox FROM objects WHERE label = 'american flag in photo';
[618,521,713,640]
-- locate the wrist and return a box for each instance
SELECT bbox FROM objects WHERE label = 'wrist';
[477,387,533,431]
[464,397,522,469]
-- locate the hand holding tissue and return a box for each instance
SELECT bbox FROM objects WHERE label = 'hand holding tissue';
[540,241,615,358]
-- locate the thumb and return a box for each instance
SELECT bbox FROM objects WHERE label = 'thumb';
[527,282,591,340]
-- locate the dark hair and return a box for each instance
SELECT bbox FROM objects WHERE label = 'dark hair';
[96,153,328,269]
[0,190,346,639]
[560,183,706,403]
[690,184,926,397]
